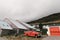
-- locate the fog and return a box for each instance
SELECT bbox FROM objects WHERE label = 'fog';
[0,0,60,22]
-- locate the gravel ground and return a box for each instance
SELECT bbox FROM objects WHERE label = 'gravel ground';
[0,37,8,40]
[42,36,60,40]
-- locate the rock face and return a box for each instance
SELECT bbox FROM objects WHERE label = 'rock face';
[42,36,60,40]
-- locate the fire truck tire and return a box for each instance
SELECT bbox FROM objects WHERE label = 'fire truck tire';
[34,34,38,38]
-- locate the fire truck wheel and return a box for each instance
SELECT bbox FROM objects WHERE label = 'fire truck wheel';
[34,34,38,38]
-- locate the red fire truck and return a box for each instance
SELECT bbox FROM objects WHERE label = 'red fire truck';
[24,29,42,37]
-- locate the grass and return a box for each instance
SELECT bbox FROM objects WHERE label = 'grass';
[1,34,47,40]
[6,35,43,40]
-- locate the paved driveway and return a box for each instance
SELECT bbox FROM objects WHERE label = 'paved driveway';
[42,36,60,40]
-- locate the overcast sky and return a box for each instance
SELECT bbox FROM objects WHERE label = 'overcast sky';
[0,0,60,22]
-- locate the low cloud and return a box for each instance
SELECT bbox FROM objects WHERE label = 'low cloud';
[0,0,60,22]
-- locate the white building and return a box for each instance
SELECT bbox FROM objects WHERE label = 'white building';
[0,20,12,36]
[4,18,28,35]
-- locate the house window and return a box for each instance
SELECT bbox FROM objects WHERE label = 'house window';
[7,25,8,26]
[3,24,5,26]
